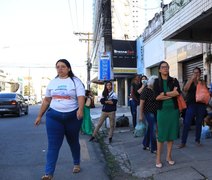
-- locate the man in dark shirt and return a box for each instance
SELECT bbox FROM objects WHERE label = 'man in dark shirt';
[130,75,141,128]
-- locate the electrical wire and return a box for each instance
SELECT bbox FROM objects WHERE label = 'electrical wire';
[83,0,85,31]
[67,0,75,31]
[112,6,134,51]
[75,0,79,30]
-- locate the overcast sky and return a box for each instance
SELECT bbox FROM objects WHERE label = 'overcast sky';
[0,0,93,78]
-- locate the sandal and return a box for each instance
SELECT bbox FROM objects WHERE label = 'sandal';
[89,136,95,142]
[41,175,53,180]
[166,160,175,165]
[155,163,163,168]
[73,165,81,173]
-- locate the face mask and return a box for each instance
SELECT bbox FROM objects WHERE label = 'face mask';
[142,80,147,85]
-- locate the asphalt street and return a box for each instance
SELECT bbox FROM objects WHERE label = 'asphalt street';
[0,105,109,180]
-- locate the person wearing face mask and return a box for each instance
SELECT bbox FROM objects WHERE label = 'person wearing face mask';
[178,67,207,148]
[137,75,148,94]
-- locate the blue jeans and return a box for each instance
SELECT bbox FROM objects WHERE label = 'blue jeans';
[181,103,206,144]
[45,108,82,176]
[130,100,138,128]
[142,112,157,152]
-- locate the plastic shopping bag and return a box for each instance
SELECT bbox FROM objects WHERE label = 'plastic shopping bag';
[134,120,147,137]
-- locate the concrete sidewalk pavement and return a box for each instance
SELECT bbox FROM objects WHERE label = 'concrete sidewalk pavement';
[90,105,212,180]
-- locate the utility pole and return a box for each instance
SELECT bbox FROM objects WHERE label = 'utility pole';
[74,32,93,90]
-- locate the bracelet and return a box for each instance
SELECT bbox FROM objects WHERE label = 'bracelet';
[164,92,167,96]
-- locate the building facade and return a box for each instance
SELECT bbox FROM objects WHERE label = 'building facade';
[91,0,161,105]
[141,0,212,88]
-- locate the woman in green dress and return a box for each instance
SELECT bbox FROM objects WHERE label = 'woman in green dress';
[81,90,93,135]
[153,61,181,168]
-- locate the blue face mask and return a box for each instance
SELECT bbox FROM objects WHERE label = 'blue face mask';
[142,80,147,85]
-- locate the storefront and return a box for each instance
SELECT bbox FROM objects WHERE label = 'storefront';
[182,56,204,82]
[112,40,137,106]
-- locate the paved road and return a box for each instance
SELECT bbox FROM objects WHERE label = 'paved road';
[0,105,109,180]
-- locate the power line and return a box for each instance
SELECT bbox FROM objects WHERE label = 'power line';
[67,0,75,30]
[75,0,79,30]
[83,0,85,31]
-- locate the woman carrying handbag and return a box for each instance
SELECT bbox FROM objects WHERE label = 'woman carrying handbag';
[178,67,208,148]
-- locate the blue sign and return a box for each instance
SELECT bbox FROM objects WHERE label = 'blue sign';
[99,52,111,81]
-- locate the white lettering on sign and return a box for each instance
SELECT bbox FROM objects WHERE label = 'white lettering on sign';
[114,49,135,55]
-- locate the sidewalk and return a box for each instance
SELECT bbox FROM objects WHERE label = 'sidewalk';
[90,105,212,180]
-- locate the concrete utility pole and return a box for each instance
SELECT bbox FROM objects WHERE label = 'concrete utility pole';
[74,32,93,90]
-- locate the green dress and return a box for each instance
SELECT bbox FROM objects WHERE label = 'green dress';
[81,106,93,135]
[157,80,179,142]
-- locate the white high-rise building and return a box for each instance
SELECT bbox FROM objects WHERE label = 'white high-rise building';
[111,0,160,40]
[111,0,143,40]
[111,0,172,40]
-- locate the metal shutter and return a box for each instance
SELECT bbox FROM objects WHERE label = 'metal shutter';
[182,57,203,82]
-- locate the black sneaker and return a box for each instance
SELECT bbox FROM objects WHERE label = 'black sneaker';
[143,146,150,150]
[151,150,157,154]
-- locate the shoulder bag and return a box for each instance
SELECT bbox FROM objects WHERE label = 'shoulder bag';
[177,94,187,112]
[196,81,210,104]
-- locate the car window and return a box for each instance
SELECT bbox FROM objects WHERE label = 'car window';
[19,95,25,101]
[17,94,24,101]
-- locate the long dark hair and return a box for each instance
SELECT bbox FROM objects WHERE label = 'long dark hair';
[55,59,75,78]
[158,61,169,79]
[158,61,170,90]
[102,81,112,98]
[85,90,91,97]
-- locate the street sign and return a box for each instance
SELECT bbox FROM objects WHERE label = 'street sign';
[98,52,112,81]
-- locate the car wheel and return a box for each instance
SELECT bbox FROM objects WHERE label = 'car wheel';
[24,107,28,115]
[17,107,22,117]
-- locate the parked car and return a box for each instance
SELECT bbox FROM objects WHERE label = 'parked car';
[0,92,29,117]
[24,96,36,105]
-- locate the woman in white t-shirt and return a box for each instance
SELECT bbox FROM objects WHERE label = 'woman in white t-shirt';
[34,59,85,180]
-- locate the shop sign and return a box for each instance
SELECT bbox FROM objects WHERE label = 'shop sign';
[112,40,136,68]
[98,52,112,81]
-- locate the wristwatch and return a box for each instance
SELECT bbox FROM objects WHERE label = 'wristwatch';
[164,92,167,96]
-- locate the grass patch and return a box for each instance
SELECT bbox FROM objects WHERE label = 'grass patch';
[97,135,142,180]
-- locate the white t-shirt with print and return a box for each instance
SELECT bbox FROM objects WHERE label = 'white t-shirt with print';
[45,77,85,112]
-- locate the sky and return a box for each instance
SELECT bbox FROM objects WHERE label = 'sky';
[0,0,173,88]
[0,0,93,80]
